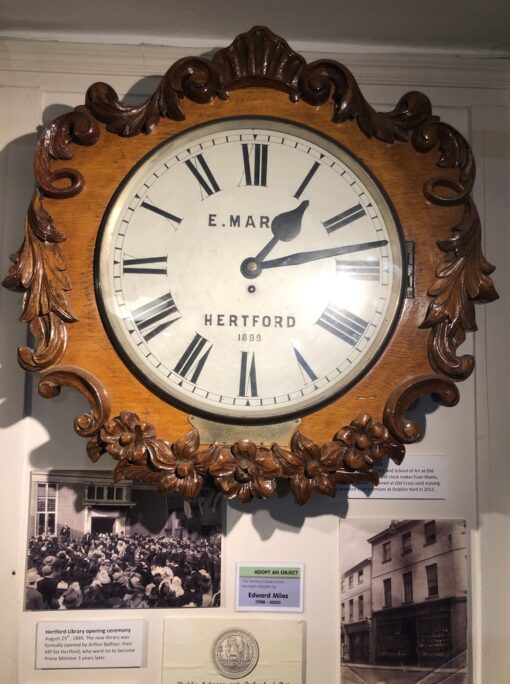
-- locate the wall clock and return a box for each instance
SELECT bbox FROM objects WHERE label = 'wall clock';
[3,27,497,505]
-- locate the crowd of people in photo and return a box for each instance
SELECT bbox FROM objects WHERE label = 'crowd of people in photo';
[25,527,221,611]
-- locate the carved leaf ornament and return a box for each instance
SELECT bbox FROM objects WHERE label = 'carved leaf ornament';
[3,27,497,504]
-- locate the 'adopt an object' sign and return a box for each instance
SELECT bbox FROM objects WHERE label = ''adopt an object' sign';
[236,562,304,612]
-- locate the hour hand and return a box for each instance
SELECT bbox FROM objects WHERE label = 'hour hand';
[254,200,309,262]
[259,240,388,270]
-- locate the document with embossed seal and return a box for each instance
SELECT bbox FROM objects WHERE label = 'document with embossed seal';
[162,617,304,683]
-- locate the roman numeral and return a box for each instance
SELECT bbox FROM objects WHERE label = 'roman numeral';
[140,201,182,225]
[293,346,317,383]
[174,333,212,383]
[294,161,320,199]
[132,292,180,342]
[242,143,268,186]
[185,154,220,196]
[123,255,168,275]
[239,351,258,397]
[322,203,366,233]
[335,258,380,281]
[316,305,368,346]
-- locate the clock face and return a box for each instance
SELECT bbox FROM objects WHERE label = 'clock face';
[96,118,404,423]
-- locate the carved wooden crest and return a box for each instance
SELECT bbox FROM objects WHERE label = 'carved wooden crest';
[3,27,497,506]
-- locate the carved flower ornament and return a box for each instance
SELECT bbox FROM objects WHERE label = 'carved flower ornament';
[210,440,282,503]
[96,415,217,500]
[99,411,157,463]
[334,414,405,471]
[273,433,343,504]
[154,429,218,500]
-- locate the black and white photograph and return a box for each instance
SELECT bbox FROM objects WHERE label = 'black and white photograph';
[24,470,222,611]
[340,519,468,683]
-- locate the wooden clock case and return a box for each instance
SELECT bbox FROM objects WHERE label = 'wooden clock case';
[3,27,497,505]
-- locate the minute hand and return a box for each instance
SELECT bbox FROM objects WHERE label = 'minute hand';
[259,239,388,269]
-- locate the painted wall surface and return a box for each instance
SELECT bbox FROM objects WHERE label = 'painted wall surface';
[0,37,509,684]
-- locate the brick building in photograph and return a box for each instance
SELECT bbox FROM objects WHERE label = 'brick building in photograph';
[341,557,372,663]
[341,519,467,670]
[369,519,467,668]
[30,470,221,541]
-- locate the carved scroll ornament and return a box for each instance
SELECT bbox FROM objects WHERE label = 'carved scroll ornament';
[3,193,77,371]
[2,110,100,371]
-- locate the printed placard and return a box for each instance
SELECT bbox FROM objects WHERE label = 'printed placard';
[36,619,146,669]
[236,562,304,612]
[339,454,447,499]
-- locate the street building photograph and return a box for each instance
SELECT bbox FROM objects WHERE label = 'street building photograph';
[340,519,468,683]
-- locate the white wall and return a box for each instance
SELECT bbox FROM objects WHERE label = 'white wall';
[0,39,509,684]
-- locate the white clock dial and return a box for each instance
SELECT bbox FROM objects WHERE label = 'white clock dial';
[96,118,404,423]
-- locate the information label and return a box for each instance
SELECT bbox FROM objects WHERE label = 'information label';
[36,619,145,669]
[339,454,447,500]
[236,562,304,612]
